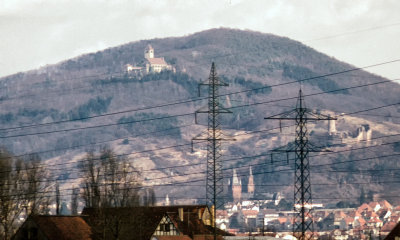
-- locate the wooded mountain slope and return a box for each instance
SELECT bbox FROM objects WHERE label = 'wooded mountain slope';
[1,28,400,205]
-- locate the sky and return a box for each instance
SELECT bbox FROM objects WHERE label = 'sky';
[1,0,400,80]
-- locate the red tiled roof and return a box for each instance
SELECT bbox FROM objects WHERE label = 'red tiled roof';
[216,210,228,217]
[241,210,258,216]
[28,215,92,240]
[82,206,232,240]
[394,205,400,212]
[357,203,373,213]
[384,221,400,239]
[278,217,287,224]
[380,200,393,209]
[83,206,204,240]
[348,210,362,218]
[364,210,379,218]
[369,201,380,209]
[368,218,382,223]
[343,217,354,225]
[382,221,397,232]
[146,57,168,65]
[390,215,400,222]
[357,217,367,226]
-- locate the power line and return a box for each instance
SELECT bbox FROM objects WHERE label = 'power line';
[1,60,398,133]
[0,113,193,139]
[304,22,400,42]
[0,115,398,182]
[0,111,394,177]
[0,124,289,174]
[2,138,400,190]
[0,76,398,141]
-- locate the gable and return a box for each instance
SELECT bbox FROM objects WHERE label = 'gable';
[153,215,179,236]
[202,207,212,226]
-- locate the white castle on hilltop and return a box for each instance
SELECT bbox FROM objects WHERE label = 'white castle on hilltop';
[126,44,174,74]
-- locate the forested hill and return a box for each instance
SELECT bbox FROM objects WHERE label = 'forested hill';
[1,28,400,205]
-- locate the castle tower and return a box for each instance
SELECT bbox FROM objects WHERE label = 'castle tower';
[356,126,365,143]
[232,169,242,202]
[365,125,372,145]
[144,44,154,59]
[247,167,254,197]
[328,114,337,135]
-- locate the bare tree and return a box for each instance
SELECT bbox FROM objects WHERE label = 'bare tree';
[142,188,156,206]
[23,154,50,216]
[79,147,144,240]
[0,150,24,240]
[0,150,49,240]
[56,182,60,215]
[71,187,79,215]
[80,151,101,208]
[79,147,142,208]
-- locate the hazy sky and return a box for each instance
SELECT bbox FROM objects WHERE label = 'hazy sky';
[1,0,400,80]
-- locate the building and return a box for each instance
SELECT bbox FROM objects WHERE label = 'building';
[231,167,255,202]
[328,114,337,135]
[247,167,255,195]
[384,221,400,239]
[232,169,242,202]
[144,44,173,73]
[12,215,93,240]
[125,44,174,74]
[13,206,232,240]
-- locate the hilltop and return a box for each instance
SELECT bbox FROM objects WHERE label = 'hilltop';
[1,28,400,205]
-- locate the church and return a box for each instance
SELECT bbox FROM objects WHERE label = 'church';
[126,44,174,74]
[144,44,174,73]
[230,167,255,202]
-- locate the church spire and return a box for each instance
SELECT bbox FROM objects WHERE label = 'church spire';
[232,169,242,202]
[248,167,255,196]
[232,169,241,185]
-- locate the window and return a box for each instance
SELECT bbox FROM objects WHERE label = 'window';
[165,224,170,232]
[160,224,170,232]
[154,216,178,236]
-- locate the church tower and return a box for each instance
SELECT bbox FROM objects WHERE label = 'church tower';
[144,44,154,59]
[247,167,254,197]
[232,169,242,202]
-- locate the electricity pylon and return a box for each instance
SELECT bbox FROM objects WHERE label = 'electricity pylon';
[192,62,234,239]
[265,89,336,240]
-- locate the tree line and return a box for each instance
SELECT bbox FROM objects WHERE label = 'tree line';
[0,147,154,240]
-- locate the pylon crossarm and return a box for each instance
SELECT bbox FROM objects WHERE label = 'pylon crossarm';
[195,107,209,123]
[307,142,333,152]
[303,110,337,120]
[264,109,297,120]
[197,109,232,114]
[218,105,233,113]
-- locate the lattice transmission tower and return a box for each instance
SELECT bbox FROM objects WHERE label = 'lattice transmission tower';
[265,89,336,240]
[192,62,234,237]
